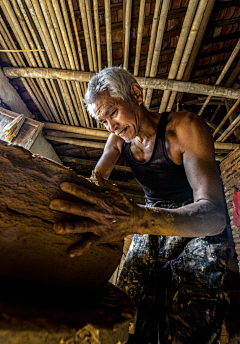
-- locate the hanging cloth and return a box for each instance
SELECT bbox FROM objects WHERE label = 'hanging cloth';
[233,187,240,226]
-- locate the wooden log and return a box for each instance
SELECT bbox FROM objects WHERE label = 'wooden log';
[43,122,109,138]
[44,129,108,141]
[60,155,132,172]
[0,139,123,294]
[4,67,240,100]
[45,134,106,149]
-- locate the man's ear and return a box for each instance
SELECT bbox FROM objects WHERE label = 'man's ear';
[130,83,143,105]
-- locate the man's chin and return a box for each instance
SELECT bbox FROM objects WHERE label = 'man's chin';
[124,135,136,143]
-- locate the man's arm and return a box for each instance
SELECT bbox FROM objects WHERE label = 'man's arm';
[140,112,226,237]
[90,133,122,181]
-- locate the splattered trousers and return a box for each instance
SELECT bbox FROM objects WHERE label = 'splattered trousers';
[117,200,230,344]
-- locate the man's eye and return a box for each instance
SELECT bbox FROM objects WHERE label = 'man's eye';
[110,110,117,118]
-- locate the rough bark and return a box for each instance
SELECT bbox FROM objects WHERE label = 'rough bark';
[0,140,123,295]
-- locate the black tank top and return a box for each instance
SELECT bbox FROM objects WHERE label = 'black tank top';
[121,112,193,202]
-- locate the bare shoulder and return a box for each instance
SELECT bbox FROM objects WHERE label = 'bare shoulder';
[169,111,208,130]
[169,111,213,152]
[105,133,124,154]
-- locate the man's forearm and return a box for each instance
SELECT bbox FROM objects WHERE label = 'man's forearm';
[137,200,226,238]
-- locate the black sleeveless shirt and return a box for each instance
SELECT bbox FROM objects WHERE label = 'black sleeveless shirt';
[121,112,193,202]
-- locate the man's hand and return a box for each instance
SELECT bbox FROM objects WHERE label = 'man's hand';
[50,172,141,257]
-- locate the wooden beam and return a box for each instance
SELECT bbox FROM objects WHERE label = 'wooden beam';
[60,155,132,172]
[43,122,109,138]
[45,135,106,149]
[5,67,240,100]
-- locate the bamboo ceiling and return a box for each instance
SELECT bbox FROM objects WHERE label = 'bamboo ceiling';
[0,0,240,179]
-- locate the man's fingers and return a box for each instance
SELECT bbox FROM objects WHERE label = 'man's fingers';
[50,199,99,220]
[53,219,99,235]
[95,171,119,192]
[60,182,100,204]
[68,234,103,257]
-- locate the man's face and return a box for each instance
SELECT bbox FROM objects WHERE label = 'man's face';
[92,90,138,142]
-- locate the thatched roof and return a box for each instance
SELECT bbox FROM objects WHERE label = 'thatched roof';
[0,0,240,192]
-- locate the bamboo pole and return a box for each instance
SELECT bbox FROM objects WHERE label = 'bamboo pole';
[219,117,240,143]
[213,98,240,138]
[0,0,55,121]
[5,67,240,100]
[214,142,240,150]
[51,0,87,127]
[26,0,76,125]
[0,49,44,52]
[41,0,79,126]
[0,29,47,120]
[105,0,112,67]
[159,0,199,113]
[144,0,171,107]
[225,99,240,138]
[143,0,162,100]
[133,0,146,76]
[123,0,132,69]
[165,0,209,113]
[197,39,240,117]
[67,0,90,127]
[79,0,93,71]
[44,129,108,141]
[93,0,101,71]
[15,0,67,124]
[60,0,78,69]
[215,101,240,142]
[10,0,63,123]
[30,0,75,125]
[85,0,97,72]
[68,0,84,71]
[43,122,109,138]
[45,135,106,149]
[175,0,217,105]
[0,6,51,121]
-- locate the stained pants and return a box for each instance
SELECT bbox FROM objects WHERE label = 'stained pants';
[117,200,230,344]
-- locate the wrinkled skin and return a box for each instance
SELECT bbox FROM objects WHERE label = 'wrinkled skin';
[50,172,141,257]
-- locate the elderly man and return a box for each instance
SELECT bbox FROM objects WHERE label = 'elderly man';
[50,67,230,344]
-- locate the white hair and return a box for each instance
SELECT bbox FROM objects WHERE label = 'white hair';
[84,67,138,118]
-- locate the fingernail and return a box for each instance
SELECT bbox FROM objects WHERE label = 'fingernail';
[50,200,58,209]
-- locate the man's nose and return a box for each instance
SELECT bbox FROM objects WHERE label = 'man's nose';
[108,120,117,133]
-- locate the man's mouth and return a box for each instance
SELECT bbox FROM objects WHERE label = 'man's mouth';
[118,126,129,137]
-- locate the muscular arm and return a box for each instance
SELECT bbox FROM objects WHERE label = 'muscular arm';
[139,112,226,237]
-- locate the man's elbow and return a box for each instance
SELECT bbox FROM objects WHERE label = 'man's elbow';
[213,211,226,235]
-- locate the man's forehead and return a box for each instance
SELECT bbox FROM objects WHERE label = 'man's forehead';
[93,94,116,116]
